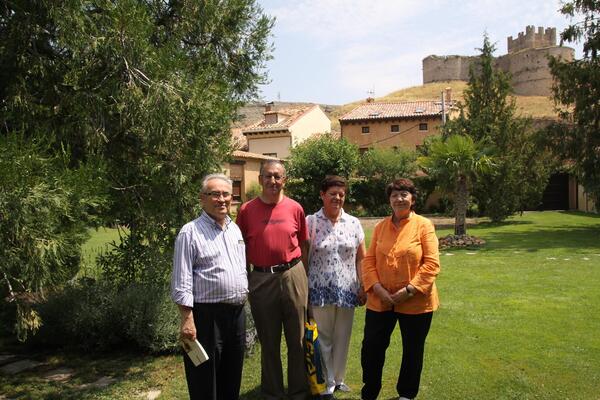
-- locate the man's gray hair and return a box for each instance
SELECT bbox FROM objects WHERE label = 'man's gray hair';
[201,173,233,193]
[259,160,286,176]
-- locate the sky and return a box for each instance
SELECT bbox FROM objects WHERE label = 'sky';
[256,0,583,105]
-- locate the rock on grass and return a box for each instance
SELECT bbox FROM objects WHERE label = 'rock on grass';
[439,234,486,249]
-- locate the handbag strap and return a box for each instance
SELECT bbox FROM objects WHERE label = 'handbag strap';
[308,214,316,265]
[306,214,318,319]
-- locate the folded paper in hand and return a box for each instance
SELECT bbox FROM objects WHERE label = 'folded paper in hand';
[181,338,209,366]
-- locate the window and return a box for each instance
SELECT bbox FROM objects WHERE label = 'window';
[262,152,277,157]
[419,123,428,131]
[359,147,370,155]
[391,124,399,133]
[361,126,370,134]
[232,180,242,202]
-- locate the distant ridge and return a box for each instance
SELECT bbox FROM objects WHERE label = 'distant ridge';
[237,81,557,139]
[330,81,557,132]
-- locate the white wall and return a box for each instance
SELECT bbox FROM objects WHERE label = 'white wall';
[289,106,331,145]
[247,135,292,158]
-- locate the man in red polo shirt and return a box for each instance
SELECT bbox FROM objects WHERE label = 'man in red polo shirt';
[236,160,309,400]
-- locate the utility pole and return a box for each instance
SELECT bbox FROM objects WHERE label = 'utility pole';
[441,90,446,125]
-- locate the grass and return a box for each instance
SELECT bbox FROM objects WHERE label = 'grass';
[1,211,599,399]
[78,227,122,278]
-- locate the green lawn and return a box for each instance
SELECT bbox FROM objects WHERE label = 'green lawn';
[78,227,123,278]
[2,211,599,399]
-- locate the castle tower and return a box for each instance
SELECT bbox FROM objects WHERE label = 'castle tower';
[507,25,557,53]
[423,26,573,96]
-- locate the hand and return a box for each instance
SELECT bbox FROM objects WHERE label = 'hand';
[357,285,367,306]
[390,287,411,305]
[373,283,394,307]
[180,313,196,341]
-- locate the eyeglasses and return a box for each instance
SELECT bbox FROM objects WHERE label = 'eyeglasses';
[260,174,285,182]
[203,191,232,199]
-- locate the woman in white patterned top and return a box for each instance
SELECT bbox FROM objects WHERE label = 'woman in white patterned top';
[306,175,366,399]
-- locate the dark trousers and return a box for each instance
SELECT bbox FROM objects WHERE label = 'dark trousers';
[361,309,433,400]
[183,302,246,400]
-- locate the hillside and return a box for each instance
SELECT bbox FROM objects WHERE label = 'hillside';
[330,81,559,133]
[234,82,559,141]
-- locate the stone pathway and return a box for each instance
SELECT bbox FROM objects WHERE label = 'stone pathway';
[0,351,165,399]
[43,367,74,382]
[0,354,126,397]
[0,355,18,365]
[77,376,117,390]
[0,359,43,375]
[145,390,162,399]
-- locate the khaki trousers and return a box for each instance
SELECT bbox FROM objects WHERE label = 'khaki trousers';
[249,262,309,400]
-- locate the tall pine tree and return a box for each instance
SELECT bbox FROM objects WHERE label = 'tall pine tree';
[444,35,552,221]
[1,0,273,336]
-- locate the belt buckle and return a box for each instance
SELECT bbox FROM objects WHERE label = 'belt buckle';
[269,265,276,273]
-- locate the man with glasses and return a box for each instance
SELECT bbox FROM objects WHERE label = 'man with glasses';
[171,173,248,400]
[236,160,310,400]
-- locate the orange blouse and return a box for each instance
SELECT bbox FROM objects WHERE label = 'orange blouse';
[362,213,440,314]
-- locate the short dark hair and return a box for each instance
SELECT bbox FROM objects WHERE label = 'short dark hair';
[320,175,346,193]
[386,178,417,209]
[259,160,285,176]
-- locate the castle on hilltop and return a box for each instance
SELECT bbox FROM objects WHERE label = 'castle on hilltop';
[422,26,574,96]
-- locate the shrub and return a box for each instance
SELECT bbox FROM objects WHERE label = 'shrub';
[0,134,107,340]
[287,134,359,214]
[97,232,172,288]
[354,148,418,216]
[245,182,262,201]
[32,278,258,354]
[32,279,179,353]
[118,284,180,353]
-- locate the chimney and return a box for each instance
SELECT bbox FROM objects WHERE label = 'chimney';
[265,101,274,112]
[445,87,452,104]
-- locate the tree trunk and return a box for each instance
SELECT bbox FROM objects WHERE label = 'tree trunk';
[455,175,468,236]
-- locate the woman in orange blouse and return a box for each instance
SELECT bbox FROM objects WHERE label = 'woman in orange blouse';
[360,178,440,400]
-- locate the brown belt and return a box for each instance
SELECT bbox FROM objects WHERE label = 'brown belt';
[253,258,301,273]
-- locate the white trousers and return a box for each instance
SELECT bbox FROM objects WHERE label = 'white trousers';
[312,305,355,395]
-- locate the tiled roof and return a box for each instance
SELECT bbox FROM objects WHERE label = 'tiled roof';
[232,150,282,161]
[242,105,317,134]
[339,101,451,122]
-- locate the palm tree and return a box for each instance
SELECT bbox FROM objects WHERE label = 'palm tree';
[418,135,493,235]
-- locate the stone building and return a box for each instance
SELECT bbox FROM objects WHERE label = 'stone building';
[423,26,574,96]
[241,103,331,159]
[339,89,456,153]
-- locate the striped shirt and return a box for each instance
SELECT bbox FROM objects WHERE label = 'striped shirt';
[171,212,248,307]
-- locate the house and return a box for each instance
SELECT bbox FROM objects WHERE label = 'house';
[241,103,331,158]
[223,150,281,205]
[540,171,596,212]
[339,94,455,154]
